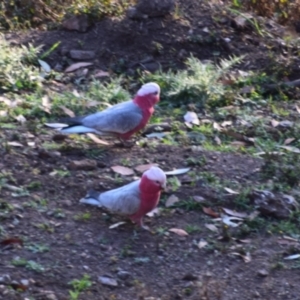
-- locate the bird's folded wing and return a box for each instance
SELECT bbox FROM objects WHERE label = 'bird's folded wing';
[99,180,141,215]
[82,101,143,134]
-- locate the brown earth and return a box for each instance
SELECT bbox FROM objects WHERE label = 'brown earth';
[2,0,300,299]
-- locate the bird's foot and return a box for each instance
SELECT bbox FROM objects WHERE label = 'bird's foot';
[114,138,136,148]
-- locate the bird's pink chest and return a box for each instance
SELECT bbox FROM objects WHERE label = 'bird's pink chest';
[119,107,153,140]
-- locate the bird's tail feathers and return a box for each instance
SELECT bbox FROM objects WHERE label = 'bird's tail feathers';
[44,123,69,129]
[79,190,102,206]
[60,125,97,134]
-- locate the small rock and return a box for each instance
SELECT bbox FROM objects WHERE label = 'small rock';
[117,271,131,280]
[278,120,294,128]
[62,200,72,207]
[53,134,68,142]
[69,159,97,171]
[127,7,147,19]
[99,276,118,287]
[69,50,96,60]
[62,14,91,32]
[20,279,29,286]
[257,269,269,277]
[0,275,11,284]
[45,293,57,300]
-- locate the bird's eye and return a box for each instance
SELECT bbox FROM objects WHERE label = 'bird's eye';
[153,91,158,95]
[155,180,160,184]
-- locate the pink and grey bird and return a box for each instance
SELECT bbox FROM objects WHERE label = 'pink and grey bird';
[45,82,160,141]
[79,166,166,229]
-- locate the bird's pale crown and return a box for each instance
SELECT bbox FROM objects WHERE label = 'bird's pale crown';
[137,82,160,96]
[144,166,166,186]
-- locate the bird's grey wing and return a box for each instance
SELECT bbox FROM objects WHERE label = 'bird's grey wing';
[82,101,143,134]
[99,180,141,215]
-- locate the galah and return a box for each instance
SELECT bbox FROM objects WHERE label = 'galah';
[45,82,160,143]
[79,166,166,230]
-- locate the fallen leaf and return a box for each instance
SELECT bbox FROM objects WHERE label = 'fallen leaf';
[238,239,251,243]
[87,133,110,145]
[111,166,134,176]
[134,163,158,173]
[213,122,222,131]
[283,138,295,145]
[164,168,190,176]
[109,222,126,229]
[38,59,51,72]
[15,115,26,124]
[7,141,23,147]
[0,237,23,246]
[193,195,206,202]
[205,224,219,232]
[60,106,75,117]
[221,215,243,227]
[214,136,222,145]
[271,119,279,127]
[65,62,93,73]
[165,195,179,207]
[169,228,189,236]
[185,122,193,129]
[202,207,219,218]
[146,207,161,217]
[41,95,51,114]
[222,208,248,218]
[232,252,251,263]
[221,121,232,127]
[247,210,260,221]
[278,145,300,153]
[184,112,199,125]
[198,240,208,249]
[94,70,110,78]
[284,254,300,260]
[224,187,239,195]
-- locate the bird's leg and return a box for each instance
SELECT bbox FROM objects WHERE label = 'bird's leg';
[139,218,150,231]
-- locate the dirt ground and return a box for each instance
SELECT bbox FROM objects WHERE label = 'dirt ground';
[2,0,300,299]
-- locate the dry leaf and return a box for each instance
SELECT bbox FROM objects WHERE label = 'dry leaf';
[222,208,248,218]
[60,106,75,117]
[41,95,51,114]
[205,224,218,232]
[7,141,23,147]
[221,215,243,227]
[230,141,247,148]
[184,112,200,125]
[193,196,206,202]
[278,146,300,153]
[214,136,222,145]
[198,240,208,249]
[165,195,179,207]
[134,164,158,173]
[111,166,134,176]
[202,207,219,218]
[284,138,295,145]
[271,119,279,127]
[224,187,239,194]
[284,254,300,260]
[169,228,189,236]
[109,222,126,229]
[221,121,232,127]
[87,133,110,145]
[65,62,93,73]
[232,252,251,263]
[94,70,110,78]
[185,122,193,129]
[164,168,190,176]
[38,59,51,72]
[213,122,222,131]
[0,237,23,246]
[15,115,26,124]
[146,207,161,217]
[247,210,260,221]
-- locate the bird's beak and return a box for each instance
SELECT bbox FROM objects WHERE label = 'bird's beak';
[161,182,167,190]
